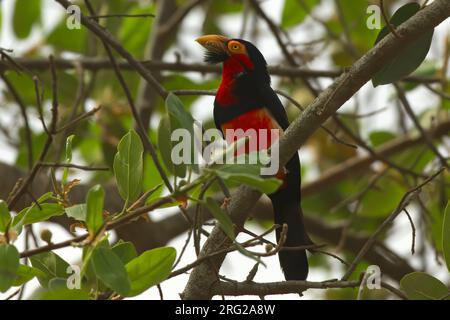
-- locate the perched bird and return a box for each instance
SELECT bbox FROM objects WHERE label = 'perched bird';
[196,35,310,280]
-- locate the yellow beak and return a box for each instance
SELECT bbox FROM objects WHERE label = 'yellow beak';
[195,34,230,53]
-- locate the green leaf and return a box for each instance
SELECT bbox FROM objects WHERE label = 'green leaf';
[369,131,396,147]
[400,272,449,300]
[372,3,434,86]
[0,245,20,292]
[205,197,235,240]
[30,251,70,288]
[211,164,282,194]
[62,135,75,185]
[13,264,46,287]
[443,201,450,273]
[65,203,87,221]
[86,185,104,235]
[13,0,41,39]
[125,247,176,297]
[281,0,318,28]
[165,93,199,176]
[158,115,185,177]
[65,134,75,165]
[91,247,130,296]
[46,18,87,53]
[14,203,65,226]
[166,93,196,135]
[112,241,138,265]
[114,130,144,204]
[13,192,55,229]
[209,1,243,14]
[359,176,406,217]
[48,277,68,291]
[0,200,11,232]
[118,5,154,57]
[391,145,434,172]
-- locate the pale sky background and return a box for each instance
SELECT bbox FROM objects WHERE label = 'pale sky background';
[0,0,449,300]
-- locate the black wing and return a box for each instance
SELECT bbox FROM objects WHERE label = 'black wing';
[256,83,290,130]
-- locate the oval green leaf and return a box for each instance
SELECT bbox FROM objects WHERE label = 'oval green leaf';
[165,93,198,176]
[62,135,75,185]
[281,0,318,28]
[16,203,65,226]
[47,18,87,53]
[114,130,144,204]
[125,247,176,297]
[0,245,20,293]
[158,115,182,177]
[212,164,282,194]
[13,0,41,39]
[13,264,46,287]
[86,185,104,236]
[400,272,449,300]
[65,203,87,222]
[30,251,70,288]
[91,247,130,296]
[369,130,396,147]
[0,200,11,233]
[372,3,434,86]
[112,241,138,265]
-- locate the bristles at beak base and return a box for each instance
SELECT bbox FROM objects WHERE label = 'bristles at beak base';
[196,34,230,64]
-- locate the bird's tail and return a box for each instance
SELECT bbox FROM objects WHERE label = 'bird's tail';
[269,154,309,281]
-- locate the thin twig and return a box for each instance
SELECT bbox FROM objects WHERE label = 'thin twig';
[32,76,49,135]
[380,0,401,38]
[403,208,416,255]
[394,83,450,171]
[54,106,101,133]
[38,162,109,171]
[5,288,21,300]
[88,13,155,19]
[423,83,450,100]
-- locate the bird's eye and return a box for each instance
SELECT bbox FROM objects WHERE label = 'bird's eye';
[232,44,240,50]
